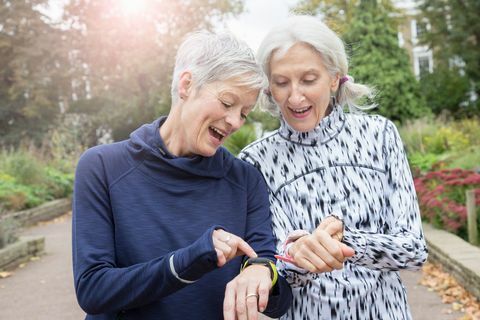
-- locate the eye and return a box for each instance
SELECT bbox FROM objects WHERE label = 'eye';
[274,81,288,87]
[240,113,248,120]
[219,99,233,108]
[303,77,317,84]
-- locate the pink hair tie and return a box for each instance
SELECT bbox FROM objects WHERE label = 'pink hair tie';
[340,76,349,86]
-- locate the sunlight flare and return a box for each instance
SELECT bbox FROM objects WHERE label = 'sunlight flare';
[119,0,148,16]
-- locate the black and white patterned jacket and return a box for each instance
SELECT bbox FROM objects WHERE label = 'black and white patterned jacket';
[239,106,428,320]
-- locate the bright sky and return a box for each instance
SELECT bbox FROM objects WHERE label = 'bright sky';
[223,0,300,52]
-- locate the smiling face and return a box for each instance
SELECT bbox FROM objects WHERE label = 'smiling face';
[269,42,339,132]
[164,77,259,158]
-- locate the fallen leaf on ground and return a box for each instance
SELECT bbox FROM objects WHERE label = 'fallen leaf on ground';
[420,262,480,320]
[0,271,13,278]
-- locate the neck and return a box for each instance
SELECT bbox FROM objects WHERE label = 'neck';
[159,106,188,157]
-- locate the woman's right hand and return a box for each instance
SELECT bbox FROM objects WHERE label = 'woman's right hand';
[212,229,257,267]
[288,217,354,273]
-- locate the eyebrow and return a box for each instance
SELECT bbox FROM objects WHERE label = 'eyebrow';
[271,68,319,78]
[218,91,238,101]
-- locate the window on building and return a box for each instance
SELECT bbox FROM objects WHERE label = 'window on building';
[416,21,427,38]
[418,56,431,77]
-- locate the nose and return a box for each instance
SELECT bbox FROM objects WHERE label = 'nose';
[225,109,243,132]
[287,85,305,106]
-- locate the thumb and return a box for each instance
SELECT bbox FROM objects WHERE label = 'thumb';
[340,243,355,257]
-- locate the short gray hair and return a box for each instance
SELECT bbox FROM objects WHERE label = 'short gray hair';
[257,15,375,116]
[171,30,267,104]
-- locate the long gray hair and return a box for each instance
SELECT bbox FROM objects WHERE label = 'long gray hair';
[257,15,375,116]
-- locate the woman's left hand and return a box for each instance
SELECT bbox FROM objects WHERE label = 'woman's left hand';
[223,264,272,320]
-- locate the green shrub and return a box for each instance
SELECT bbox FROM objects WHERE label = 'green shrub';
[447,147,480,171]
[452,117,480,146]
[0,150,45,185]
[408,152,441,175]
[0,179,45,213]
[423,127,469,154]
[44,167,74,199]
[419,66,471,117]
[399,117,438,154]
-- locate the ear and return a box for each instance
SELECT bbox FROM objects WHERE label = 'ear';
[330,74,340,92]
[178,71,193,100]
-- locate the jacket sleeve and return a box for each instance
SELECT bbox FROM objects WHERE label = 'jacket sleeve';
[342,120,428,271]
[243,167,292,318]
[72,148,218,315]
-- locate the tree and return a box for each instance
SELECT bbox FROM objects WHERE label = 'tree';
[342,0,430,122]
[419,66,473,118]
[0,0,244,146]
[294,0,397,33]
[61,0,244,141]
[0,0,71,145]
[419,0,480,109]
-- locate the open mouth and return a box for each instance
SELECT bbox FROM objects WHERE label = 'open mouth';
[209,126,227,142]
[289,106,312,114]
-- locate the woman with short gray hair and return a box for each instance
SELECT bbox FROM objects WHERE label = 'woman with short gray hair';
[73,30,292,320]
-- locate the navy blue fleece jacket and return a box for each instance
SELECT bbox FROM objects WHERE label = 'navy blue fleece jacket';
[72,117,292,319]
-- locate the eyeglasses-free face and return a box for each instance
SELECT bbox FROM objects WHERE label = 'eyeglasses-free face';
[269,43,339,132]
[167,79,259,158]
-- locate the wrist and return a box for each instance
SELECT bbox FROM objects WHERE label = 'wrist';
[241,257,278,287]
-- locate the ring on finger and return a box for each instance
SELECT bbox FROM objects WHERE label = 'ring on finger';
[246,293,258,300]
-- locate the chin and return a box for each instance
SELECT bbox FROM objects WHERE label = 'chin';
[290,122,316,132]
[198,148,218,157]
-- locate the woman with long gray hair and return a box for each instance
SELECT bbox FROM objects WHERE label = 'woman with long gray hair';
[240,15,427,319]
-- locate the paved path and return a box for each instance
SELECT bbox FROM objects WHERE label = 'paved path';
[0,214,466,320]
[0,214,85,319]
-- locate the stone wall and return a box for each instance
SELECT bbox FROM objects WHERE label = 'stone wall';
[0,198,70,270]
[0,236,45,270]
[2,198,71,228]
[423,223,480,301]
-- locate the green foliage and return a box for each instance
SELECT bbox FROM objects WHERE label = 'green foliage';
[407,152,440,174]
[451,118,480,147]
[419,0,480,102]
[0,0,71,146]
[400,117,480,174]
[423,127,469,154]
[294,0,398,34]
[0,177,45,213]
[44,167,74,199]
[398,117,438,154]
[447,147,480,171]
[342,0,431,123]
[419,66,474,117]
[0,150,45,185]
[224,124,257,156]
[0,149,74,215]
